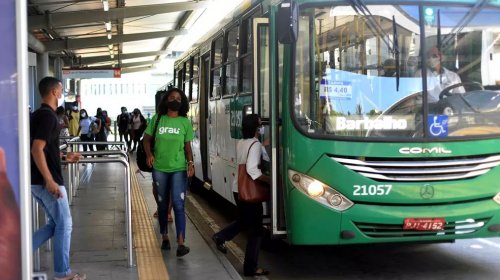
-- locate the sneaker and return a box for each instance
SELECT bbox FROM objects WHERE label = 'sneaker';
[212,234,227,254]
[176,245,190,257]
[161,239,171,250]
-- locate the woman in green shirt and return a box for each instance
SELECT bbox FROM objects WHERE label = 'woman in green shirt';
[143,88,194,257]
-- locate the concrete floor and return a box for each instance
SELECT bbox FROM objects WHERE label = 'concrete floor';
[35,159,240,280]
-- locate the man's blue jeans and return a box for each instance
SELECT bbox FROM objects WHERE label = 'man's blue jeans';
[152,170,187,240]
[31,185,72,278]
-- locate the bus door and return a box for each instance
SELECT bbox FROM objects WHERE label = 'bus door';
[253,18,287,236]
[199,53,211,181]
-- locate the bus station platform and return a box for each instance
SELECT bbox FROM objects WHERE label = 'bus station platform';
[35,156,241,280]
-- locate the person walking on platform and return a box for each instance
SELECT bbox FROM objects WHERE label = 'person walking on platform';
[30,77,85,280]
[129,108,146,152]
[94,108,108,152]
[212,114,270,277]
[77,109,100,154]
[117,106,131,150]
[143,87,194,257]
[68,102,80,137]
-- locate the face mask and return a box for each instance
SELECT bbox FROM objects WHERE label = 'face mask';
[81,112,87,118]
[258,126,265,135]
[428,57,440,69]
[72,106,78,111]
[167,101,181,111]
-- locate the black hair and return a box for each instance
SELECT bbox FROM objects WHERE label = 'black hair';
[56,106,65,115]
[38,77,62,98]
[242,114,260,139]
[80,109,89,119]
[157,87,189,117]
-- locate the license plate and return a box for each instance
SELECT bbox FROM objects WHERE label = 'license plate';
[403,218,446,231]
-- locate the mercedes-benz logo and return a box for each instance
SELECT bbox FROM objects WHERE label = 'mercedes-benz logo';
[420,184,435,199]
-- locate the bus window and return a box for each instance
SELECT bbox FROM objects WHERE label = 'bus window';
[211,35,224,98]
[296,5,424,138]
[422,6,500,138]
[225,25,239,96]
[192,54,199,102]
[241,17,253,94]
[184,59,191,100]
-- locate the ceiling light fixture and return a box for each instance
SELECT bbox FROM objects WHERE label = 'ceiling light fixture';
[108,44,113,50]
[103,0,109,12]
[110,54,114,59]
[107,32,112,40]
[105,21,111,31]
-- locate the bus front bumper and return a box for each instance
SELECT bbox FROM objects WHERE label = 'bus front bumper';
[287,189,500,245]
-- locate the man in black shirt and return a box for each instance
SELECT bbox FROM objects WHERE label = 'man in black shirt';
[31,77,85,280]
[116,106,131,150]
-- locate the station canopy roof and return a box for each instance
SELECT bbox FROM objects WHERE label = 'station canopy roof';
[28,0,211,74]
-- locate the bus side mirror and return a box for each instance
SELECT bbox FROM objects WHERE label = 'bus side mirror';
[277,1,298,44]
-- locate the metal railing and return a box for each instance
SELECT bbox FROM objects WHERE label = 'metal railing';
[63,156,134,268]
[32,140,134,272]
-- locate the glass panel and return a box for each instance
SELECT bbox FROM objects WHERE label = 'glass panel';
[242,18,253,55]
[258,25,270,118]
[185,60,191,81]
[185,80,191,100]
[296,5,423,138]
[225,61,238,95]
[192,77,199,101]
[212,67,222,98]
[227,25,239,63]
[422,6,500,138]
[241,55,252,93]
[213,36,224,69]
[192,55,199,78]
[177,69,183,88]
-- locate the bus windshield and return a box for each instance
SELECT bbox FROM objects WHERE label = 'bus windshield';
[294,3,500,139]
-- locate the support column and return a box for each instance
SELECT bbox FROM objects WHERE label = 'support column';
[54,56,64,81]
[35,52,49,108]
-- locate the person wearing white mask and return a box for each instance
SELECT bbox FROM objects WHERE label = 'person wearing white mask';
[415,47,464,102]
[68,102,80,136]
[212,114,270,277]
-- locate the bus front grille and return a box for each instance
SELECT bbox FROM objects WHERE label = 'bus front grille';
[331,154,500,182]
[355,217,490,238]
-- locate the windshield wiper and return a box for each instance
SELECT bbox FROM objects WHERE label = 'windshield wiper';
[441,0,488,47]
[393,15,400,91]
[347,0,393,50]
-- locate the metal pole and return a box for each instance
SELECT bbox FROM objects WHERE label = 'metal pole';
[114,121,117,142]
[32,198,40,271]
[67,145,73,205]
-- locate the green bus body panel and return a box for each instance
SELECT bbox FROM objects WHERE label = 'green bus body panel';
[286,184,500,244]
[309,155,499,204]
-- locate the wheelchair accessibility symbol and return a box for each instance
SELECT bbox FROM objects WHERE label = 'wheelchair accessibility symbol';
[428,115,448,137]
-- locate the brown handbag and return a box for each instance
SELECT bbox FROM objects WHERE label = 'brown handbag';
[238,141,270,203]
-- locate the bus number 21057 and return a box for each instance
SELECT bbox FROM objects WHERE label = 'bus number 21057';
[353,184,392,196]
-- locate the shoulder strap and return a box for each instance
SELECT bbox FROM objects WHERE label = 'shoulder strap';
[152,114,162,139]
[245,141,259,163]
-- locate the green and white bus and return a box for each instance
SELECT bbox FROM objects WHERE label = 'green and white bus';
[174,0,500,244]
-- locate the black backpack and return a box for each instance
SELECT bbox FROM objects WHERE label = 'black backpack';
[136,115,161,172]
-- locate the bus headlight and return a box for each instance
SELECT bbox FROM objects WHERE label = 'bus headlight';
[494,193,500,205]
[288,169,354,211]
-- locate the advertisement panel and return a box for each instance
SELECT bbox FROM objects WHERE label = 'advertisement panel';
[0,0,22,278]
